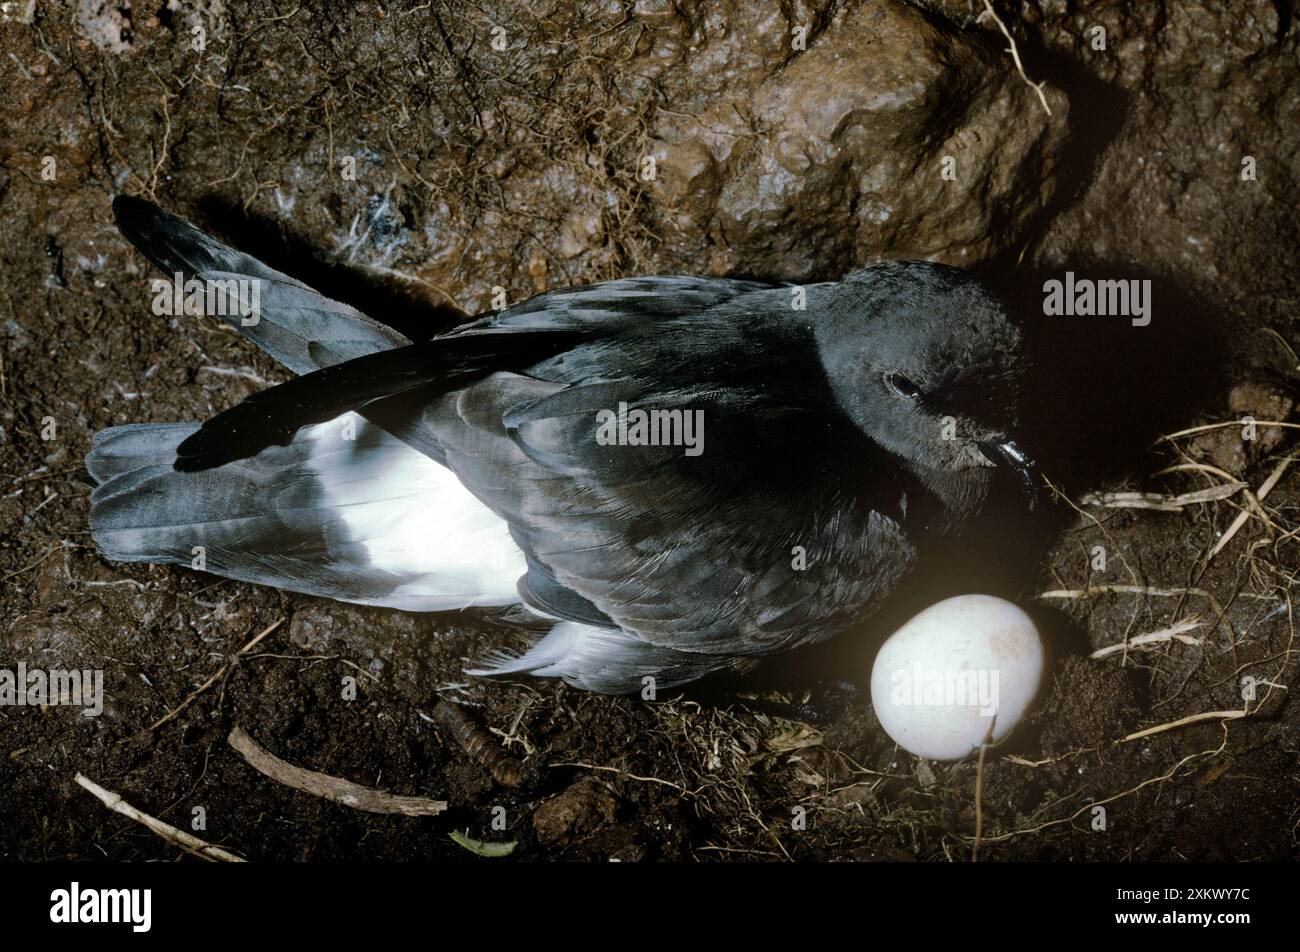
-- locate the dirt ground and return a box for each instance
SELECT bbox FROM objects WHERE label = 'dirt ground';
[1,1,1297,861]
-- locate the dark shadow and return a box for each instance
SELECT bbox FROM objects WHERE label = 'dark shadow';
[989,28,1134,262]
[978,261,1232,495]
[193,195,466,343]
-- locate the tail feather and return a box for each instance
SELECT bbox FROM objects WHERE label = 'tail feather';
[93,198,528,614]
[86,422,200,483]
[88,415,527,612]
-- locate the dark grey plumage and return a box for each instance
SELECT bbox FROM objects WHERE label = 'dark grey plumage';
[89,197,1033,694]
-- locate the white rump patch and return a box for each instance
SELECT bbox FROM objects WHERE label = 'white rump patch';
[307,413,526,608]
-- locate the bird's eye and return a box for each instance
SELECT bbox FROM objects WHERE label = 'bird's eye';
[885,372,922,400]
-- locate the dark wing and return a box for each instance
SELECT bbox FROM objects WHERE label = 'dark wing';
[172,330,585,470]
[172,275,770,471]
[112,195,411,372]
[454,275,773,336]
[425,365,915,657]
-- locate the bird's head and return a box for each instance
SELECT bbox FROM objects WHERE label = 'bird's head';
[813,261,1036,513]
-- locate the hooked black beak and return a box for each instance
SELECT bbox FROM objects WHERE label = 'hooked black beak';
[977,437,1038,508]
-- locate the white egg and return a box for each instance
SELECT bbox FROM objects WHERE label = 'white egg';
[869,594,1047,761]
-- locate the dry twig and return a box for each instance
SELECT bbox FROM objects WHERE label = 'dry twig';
[75,773,246,862]
[1122,708,1247,742]
[1209,455,1295,557]
[1081,483,1246,511]
[146,619,284,732]
[977,0,1053,117]
[228,726,448,816]
[1090,617,1204,660]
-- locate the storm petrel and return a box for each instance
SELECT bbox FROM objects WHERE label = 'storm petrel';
[89,197,1034,693]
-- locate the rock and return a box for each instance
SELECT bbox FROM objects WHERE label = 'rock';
[1227,381,1294,452]
[75,0,135,53]
[558,207,603,259]
[532,776,620,847]
[1190,379,1295,474]
[649,0,1069,279]
[1024,0,1300,331]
